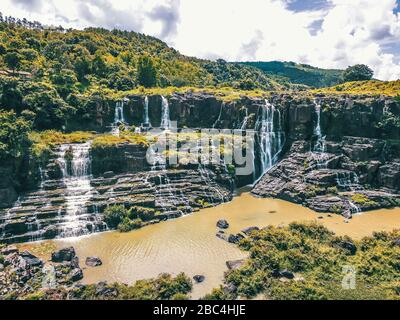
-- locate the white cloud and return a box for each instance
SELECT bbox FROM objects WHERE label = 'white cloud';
[0,0,399,80]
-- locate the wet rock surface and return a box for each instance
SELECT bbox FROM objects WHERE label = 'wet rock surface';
[253,137,400,218]
[217,219,229,229]
[85,257,102,267]
[1,93,400,243]
[193,275,205,283]
[0,164,233,244]
[0,246,112,299]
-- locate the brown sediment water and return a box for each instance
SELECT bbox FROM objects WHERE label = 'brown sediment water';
[48,192,400,299]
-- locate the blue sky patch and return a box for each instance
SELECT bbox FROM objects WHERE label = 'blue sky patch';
[285,0,332,12]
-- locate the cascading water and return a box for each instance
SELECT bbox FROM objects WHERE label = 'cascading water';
[312,100,329,169]
[56,142,105,238]
[160,96,171,130]
[348,201,361,214]
[213,103,224,129]
[255,100,285,182]
[111,100,125,135]
[143,96,152,128]
[336,171,363,191]
[241,109,250,130]
[313,101,326,153]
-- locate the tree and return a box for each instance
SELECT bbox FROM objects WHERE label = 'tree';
[343,64,374,82]
[4,52,22,74]
[0,110,31,160]
[137,54,157,87]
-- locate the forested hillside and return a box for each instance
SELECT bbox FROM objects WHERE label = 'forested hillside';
[0,13,281,92]
[241,61,344,88]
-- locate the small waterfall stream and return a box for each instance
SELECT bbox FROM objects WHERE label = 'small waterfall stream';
[241,109,250,130]
[312,100,328,168]
[111,100,126,135]
[56,142,105,238]
[213,103,224,129]
[160,96,171,130]
[143,96,151,128]
[255,100,285,181]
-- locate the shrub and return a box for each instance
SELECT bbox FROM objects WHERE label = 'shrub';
[327,186,338,195]
[0,110,32,160]
[351,194,377,206]
[117,217,142,232]
[103,205,128,228]
[136,207,156,222]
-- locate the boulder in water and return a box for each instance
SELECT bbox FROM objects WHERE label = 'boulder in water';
[51,247,76,263]
[85,257,103,267]
[217,219,229,229]
[193,275,205,283]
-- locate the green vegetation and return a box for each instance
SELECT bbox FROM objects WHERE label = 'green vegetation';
[0,110,31,160]
[76,273,192,300]
[207,222,400,300]
[343,64,374,82]
[241,61,344,88]
[91,132,150,149]
[103,205,158,232]
[29,130,95,161]
[0,15,280,100]
[137,54,157,88]
[313,80,400,96]
[351,194,378,207]
[21,273,192,300]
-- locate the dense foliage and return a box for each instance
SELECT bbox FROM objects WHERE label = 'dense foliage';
[205,222,400,300]
[343,64,374,82]
[0,110,31,160]
[0,14,280,95]
[241,61,344,88]
[103,204,158,232]
[23,273,193,300]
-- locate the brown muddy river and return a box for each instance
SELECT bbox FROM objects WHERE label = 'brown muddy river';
[47,192,400,299]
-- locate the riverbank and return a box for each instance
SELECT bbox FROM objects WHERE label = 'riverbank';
[19,192,400,299]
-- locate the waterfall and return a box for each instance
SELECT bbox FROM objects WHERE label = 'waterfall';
[112,100,125,135]
[256,100,285,180]
[160,96,171,130]
[143,96,151,128]
[348,201,361,214]
[312,100,329,169]
[336,171,363,191]
[313,101,326,154]
[56,142,104,238]
[241,109,250,130]
[213,103,224,129]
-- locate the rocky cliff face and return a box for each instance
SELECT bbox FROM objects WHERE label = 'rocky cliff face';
[0,92,399,243]
[0,142,234,244]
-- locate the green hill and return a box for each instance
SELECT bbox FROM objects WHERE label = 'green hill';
[0,14,282,92]
[241,61,344,88]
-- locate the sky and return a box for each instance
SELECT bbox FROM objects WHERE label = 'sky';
[1,0,400,80]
